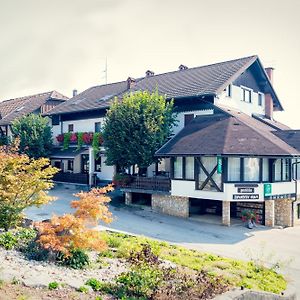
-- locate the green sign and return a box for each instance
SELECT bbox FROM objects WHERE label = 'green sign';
[217,157,222,174]
[264,183,272,196]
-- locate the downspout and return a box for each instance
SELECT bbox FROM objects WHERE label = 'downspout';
[291,161,300,226]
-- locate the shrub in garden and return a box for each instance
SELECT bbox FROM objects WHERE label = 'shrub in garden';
[34,185,113,267]
[0,228,37,250]
[57,248,90,269]
[0,141,58,231]
[48,281,59,290]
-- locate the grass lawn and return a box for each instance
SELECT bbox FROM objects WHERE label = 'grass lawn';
[101,231,287,294]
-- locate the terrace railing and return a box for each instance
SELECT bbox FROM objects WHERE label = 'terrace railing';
[125,176,171,192]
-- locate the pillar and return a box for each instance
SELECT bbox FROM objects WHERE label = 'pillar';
[88,147,95,186]
[125,192,132,205]
[222,201,230,226]
[265,200,275,227]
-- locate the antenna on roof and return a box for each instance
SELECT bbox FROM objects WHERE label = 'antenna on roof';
[101,57,108,84]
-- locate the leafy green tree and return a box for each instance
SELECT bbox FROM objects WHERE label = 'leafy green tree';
[11,114,53,158]
[103,90,176,172]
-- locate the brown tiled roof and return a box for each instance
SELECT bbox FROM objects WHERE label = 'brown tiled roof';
[156,106,299,157]
[47,55,281,116]
[273,130,300,152]
[46,81,130,115]
[0,91,68,125]
[127,55,258,99]
[252,114,290,130]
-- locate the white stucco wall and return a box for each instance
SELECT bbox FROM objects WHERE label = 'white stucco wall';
[215,84,265,116]
[62,117,105,133]
[171,179,300,202]
[95,154,114,181]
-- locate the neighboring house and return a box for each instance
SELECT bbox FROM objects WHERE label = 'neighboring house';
[46,55,300,227]
[0,90,68,139]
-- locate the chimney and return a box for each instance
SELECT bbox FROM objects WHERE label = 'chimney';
[179,64,188,71]
[73,89,78,97]
[127,77,136,89]
[264,67,274,120]
[145,70,154,77]
[265,67,274,84]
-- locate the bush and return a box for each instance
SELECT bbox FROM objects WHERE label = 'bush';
[85,278,103,291]
[117,265,163,298]
[0,228,37,251]
[0,232,18,250]
[77,286,89,293]
[57,248,90,269]
[48,281,59,290]
[23,240,50,261]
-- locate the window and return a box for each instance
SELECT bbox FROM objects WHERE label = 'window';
[242,88,252,103]
[95,122,101,132]
[262,158,269,181]
[68,124,74,132]
[185,157,194,180]
[174,157,183,179]
[244,158,260,181]
[227,158,241,181]
[197,156,222,191]
[52,115,60,126]
[274,158,291,182]
[258,93,263,106]
[282,159,290,181]
[95,155,101,172]
[184,114,194,126]
[226,84,232,97]
[67,160,74,171]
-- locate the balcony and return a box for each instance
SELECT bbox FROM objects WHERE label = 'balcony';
[122,176,171,193]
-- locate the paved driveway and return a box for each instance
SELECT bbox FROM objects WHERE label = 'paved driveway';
[25,184,300,296]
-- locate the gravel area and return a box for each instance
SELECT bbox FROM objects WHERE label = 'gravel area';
[0,249,128,289]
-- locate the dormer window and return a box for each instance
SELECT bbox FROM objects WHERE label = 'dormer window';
[241,87,252,103]
[226,84,232,97]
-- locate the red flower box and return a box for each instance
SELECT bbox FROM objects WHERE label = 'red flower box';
[56,134,64,143]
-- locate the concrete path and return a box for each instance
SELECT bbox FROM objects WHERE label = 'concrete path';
[25,184,300,297]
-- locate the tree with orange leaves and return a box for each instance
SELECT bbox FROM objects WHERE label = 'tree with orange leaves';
[35,185,113,256]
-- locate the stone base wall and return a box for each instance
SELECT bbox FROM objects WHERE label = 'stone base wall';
[125,192,132,205]
[293,200,300,226]
[151,194,189,218]
[265,200,275,227]
[275,199,292,227]
[222,201,230,226]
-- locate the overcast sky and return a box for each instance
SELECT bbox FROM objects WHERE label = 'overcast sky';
[0,0,299,128]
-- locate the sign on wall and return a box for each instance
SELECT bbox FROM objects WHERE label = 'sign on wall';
[232,184,259,201]
[217,157,222,174]
[264,183,272,197]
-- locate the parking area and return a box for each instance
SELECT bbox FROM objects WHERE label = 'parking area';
[25,184,300,296]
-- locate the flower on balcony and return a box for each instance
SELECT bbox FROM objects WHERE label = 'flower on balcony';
[56,132,103,150]
[82,132,93,144]
[56,134,64,143]
[70,133,77,143]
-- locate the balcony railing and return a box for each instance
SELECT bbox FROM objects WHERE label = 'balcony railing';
[124,176,171,192]
[53,172,89,184]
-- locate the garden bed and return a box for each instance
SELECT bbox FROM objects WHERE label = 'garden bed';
[0,229,287,300]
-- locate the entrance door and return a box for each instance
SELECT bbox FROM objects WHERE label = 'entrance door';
[81,154,89,173]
